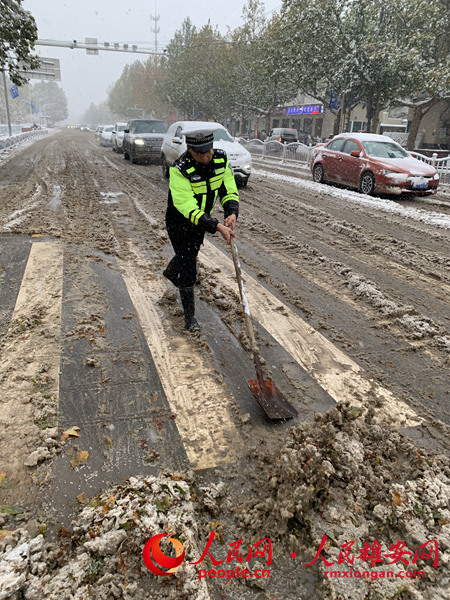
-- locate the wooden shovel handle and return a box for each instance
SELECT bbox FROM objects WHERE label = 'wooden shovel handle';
[230,239,265,386]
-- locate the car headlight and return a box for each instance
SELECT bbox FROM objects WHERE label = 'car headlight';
[433,173,440,180]
[134,139,145,146]
[381,168,400,175]
[242,163,252,174]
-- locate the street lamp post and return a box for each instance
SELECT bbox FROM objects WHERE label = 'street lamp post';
[1,71,13,137]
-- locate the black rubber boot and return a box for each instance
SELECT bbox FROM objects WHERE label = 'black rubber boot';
[162,256,180,288]
[179,286,200,332]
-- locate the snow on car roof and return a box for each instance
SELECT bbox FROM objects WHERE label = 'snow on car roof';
[178,121,223,136]
[336,133,396,143]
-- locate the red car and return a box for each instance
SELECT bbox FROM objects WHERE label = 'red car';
[310,133,439,196]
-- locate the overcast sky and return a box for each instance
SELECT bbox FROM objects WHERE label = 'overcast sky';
[22,0,282,122]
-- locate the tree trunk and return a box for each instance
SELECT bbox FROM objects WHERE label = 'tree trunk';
[333,108,341,136]
[265,95,278,136]
[366,91,374,132]
[265,112,271,135]
[371,88,382,133]
[406,106,422,151]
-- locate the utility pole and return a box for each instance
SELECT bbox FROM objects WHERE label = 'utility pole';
[150,6,160,53]
[1,71,12,137]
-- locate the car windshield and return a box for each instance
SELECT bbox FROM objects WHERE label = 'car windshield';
[362,141,408,159]
[103,126,114,132]
[213,129,234,142]
[117,124,127,132]
[132,121,167,134]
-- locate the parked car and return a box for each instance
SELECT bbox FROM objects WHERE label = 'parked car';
[122,119,167,164]
[310,133,440,196]
[111,122,127,153]
[267,128,299,144]
[161,121,252,186]
[100,125,115,147]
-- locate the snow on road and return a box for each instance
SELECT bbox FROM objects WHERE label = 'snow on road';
[254,169,450,229]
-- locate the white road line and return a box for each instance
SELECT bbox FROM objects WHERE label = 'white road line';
[120,246,242,470]
[103,156,121,172]
[0,240,63,498]
[201,240,422,428]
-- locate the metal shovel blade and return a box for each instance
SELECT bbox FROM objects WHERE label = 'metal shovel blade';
[247,378,298,420]
[230,238,298,420]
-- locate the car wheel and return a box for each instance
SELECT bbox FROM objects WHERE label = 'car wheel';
[161,156,170,179]
[112,145,116,152]
[359,172,375,195]
[123,150,129,160]
[130,153,136,164]
[313,163,324,183]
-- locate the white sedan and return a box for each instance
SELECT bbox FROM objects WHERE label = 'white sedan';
[161,121,252,186]
[100,125,114,147]
[111,122,127,153]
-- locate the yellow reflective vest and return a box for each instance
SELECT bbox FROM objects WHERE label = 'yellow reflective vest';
[167,149,239,234]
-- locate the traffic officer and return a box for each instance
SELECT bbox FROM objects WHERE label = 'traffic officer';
[164,124,239,332]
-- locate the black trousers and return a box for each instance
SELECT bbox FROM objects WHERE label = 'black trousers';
[166,220,205,288]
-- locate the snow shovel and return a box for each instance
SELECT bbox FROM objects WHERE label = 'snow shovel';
[230,238,298,420]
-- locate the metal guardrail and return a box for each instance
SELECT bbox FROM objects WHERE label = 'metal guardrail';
[0,129,48,152]
[411,151,450,185]
[238,138,314,166]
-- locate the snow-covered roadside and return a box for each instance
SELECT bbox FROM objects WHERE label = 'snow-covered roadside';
[0,129,52,166]
[254,169,450,230]
[0,473,211,600]
[239,403,450,599]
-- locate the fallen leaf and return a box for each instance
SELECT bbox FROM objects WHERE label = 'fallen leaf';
[0,530,14,539]
[70,450,89,468]
[77,493,89,504]
[61,426,80,441]
[0,472,6,485]
[392,491,403,506]
[57,526,72,539]
[100,495,116,514]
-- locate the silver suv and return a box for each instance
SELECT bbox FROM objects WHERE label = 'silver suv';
[267,128,299,144]
[123,119,167,164]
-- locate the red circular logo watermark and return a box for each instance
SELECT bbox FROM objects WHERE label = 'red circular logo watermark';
[143,534,185,576]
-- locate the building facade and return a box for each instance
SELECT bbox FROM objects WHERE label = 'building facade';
[242,92,450,150]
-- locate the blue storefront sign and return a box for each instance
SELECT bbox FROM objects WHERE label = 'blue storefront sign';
[286,104,325,116]
[10,86,19,99]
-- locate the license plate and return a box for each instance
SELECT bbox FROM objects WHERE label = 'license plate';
[151,146,160,151]
[412,182,428,190]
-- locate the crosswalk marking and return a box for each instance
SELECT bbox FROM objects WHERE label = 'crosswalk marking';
[202,240,422,428]
[0,240,63,499]
[120,247,242,470]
